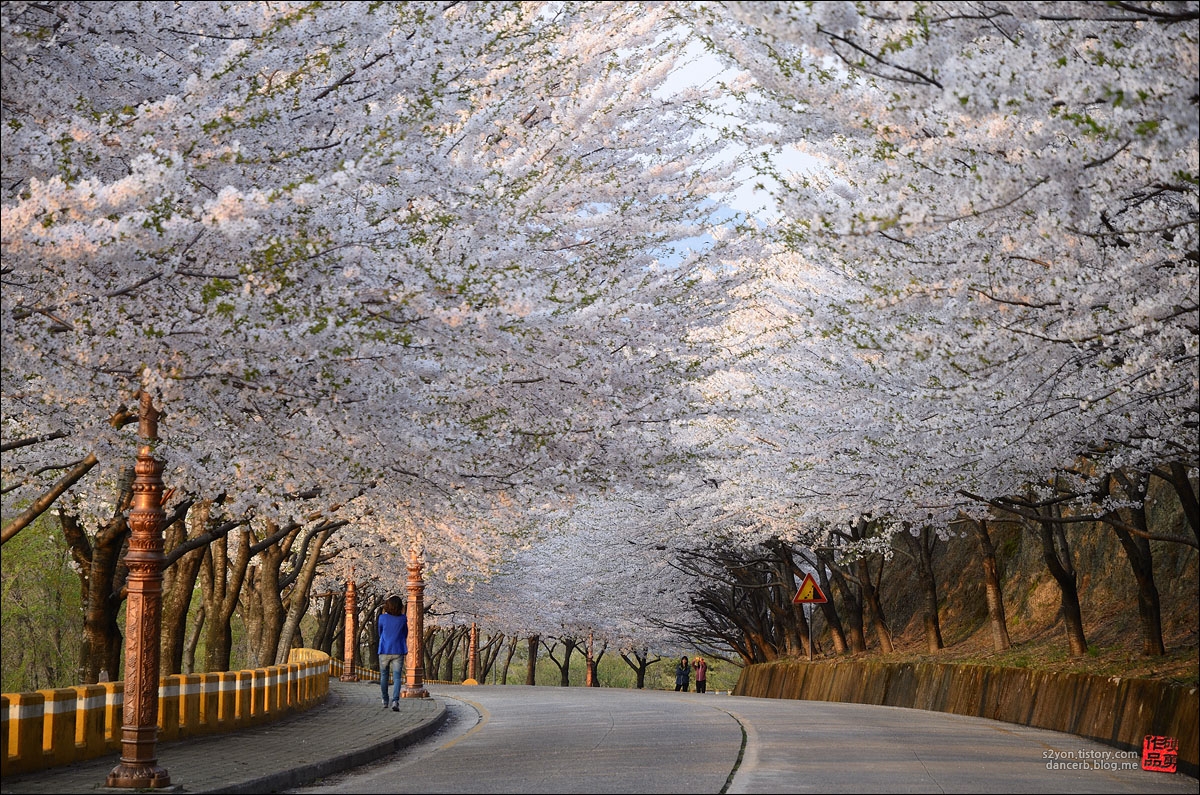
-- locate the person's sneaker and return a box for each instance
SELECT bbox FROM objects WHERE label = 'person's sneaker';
[381,698,389,707]
[391,700,399,711]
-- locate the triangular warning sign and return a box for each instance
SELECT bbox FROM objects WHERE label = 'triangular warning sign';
[792,572,828,604]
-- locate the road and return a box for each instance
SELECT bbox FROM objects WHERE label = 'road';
[286,684,1197,794]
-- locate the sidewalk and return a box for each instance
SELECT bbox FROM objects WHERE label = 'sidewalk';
[0,679,446,795]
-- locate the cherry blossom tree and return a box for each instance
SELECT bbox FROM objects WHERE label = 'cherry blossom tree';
[677,0,1197,656]
[2,0,752,675]
[699,0,1196,512]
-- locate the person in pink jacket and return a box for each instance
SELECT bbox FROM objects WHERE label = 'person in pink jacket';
[693,657,708,693]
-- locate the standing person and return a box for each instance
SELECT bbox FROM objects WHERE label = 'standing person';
[377,595,408,711]
[674,655,691,692]
[694,656,708,694]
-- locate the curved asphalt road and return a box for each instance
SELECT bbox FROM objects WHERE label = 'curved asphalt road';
[287,684,1197,794]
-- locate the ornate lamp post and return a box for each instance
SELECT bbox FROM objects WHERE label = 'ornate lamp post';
[401,549,429,698]
[341,575,359,681]
[585,631,595,687]
[106,392,170,789]
[468,622,479,683]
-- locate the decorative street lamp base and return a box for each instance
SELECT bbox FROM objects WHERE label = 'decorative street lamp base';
[106,761,172,789]
[401,686,429,699]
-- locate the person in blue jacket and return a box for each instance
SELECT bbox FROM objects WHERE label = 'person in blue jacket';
[378,595,408,710]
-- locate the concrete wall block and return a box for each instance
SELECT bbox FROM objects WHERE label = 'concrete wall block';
[252,668,269,724]
[72,685,107,758]
[2,691,45,776]
[237,670,258,727]
[38,688,77,767]
[1,694,8,769]
[217,671,238,730]
[102,682,123,752]
[156,676,182,742]
[198,673,221,735]
[179,674,202,738]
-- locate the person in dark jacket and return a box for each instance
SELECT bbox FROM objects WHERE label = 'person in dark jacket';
[674,655,691,692]
[378,595,408,710]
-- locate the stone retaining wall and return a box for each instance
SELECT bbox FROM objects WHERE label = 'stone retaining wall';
[733,660,1198,778]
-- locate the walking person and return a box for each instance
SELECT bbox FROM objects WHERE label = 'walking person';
[674,655,691,692]
[693,656,708,694]
[377,595,408,711]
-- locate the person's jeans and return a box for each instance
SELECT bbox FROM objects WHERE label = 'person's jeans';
[379,654,403,703]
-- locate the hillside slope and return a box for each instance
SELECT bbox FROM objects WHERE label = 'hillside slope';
[833,477,1198,685]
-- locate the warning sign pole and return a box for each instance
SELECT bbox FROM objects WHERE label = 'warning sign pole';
[806,603,813,661]
[792,572,828,662]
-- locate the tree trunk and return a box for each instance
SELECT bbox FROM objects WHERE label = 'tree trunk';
[424,625,461,682]
[161,502,207,675]
[543,637,577,686]
[771,542,806,657]
[619,648,657,689]
[1108,470,1166,656]
[243,521,293,667]
[1159,460,1198,543]
[776,545,814,657]
[442,639,456,682]
[813,561,848,654]
[422,625,438,679]
[1031,505,1088,657]
[311,590,345,656]
[588,641,606,687]
[965,515,1011,652]
[500,635,518,684]
[362,593,383,672]
[907,526,943,653]
[201,527,252,672]
[275,524,337,664]
[526,634,539,685]
[855,555,894,654]
[557,639,575,687]
[827,565,866,653]
[183,605,205,675]
[62,509,129,684]
[475,630,502,683]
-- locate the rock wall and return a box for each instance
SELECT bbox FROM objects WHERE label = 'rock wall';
[734,659,1198,778]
